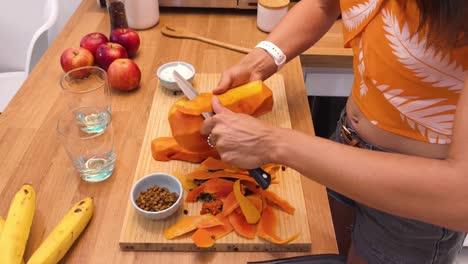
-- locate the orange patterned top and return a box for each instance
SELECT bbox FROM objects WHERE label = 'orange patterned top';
[340,0,467,144]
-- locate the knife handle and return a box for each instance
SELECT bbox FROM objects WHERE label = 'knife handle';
[248,168,271,190]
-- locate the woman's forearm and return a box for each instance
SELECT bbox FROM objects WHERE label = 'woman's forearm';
[268,128,468,231]
[266,0,341,62]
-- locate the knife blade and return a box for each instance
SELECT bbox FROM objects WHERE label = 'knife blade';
[172,70,271,189]
[173,70,213,119]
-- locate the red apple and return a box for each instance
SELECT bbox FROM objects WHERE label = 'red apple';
[60,47,94,77]
[80,32,108,56]
[107,59,141,91]
[95,42,128,71]
[110,28,140,58]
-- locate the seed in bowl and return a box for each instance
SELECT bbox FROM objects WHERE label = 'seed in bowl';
[135,185,179,212]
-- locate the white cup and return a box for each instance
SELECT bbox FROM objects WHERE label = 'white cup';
[257,0,289,33]
[125,0,159,30]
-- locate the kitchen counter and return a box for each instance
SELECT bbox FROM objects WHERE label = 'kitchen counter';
[301,20,353,68]
[0,1,346,262]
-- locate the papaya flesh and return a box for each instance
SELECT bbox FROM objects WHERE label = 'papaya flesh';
[257,205,300,244]
[151,137,219,163]
[168,80,273,152]
[191,217,233,248]
[185,178,234,202]
[164,214,224,240]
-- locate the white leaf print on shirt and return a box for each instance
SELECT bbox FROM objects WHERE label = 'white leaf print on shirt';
[342,0,380,31]
[382,9,467,92]
[358,38,368,96]
[377,84,455,143]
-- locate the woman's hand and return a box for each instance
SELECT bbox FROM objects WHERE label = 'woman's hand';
[214,48,277,94]
[201,97,278,169]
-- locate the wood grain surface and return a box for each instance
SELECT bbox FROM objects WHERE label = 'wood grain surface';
[0,0,341,262]
[120,74,311,252]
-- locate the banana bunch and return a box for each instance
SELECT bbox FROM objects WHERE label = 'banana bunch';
[0,184,94,264]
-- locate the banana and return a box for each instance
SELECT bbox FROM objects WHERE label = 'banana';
[1,216,26,264]
[27,197,94,264]
[0,184,36,264]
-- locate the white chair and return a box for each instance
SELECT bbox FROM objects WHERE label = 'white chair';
[0,0,58,112]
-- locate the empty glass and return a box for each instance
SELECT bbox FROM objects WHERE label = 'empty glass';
[61,66,111,133]
[57,107,115,182]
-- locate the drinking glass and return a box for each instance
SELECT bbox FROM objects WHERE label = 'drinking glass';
[57,107,115,182]
[61,66,111,133]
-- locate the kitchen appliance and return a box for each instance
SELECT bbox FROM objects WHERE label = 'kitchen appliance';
[159,0,258,9]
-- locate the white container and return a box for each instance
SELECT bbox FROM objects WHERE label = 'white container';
[125,0,160,30]
[156,61,196,91]
[257,0,289,33]
[130,173,184,220]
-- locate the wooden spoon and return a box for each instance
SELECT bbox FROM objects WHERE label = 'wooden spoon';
[161,25,252,54]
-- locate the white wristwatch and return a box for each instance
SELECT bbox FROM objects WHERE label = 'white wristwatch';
[255,41,287,70]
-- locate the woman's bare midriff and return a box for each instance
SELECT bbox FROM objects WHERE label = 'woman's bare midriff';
[346,97,449,159]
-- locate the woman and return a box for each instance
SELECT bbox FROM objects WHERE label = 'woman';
[200,0,468,263]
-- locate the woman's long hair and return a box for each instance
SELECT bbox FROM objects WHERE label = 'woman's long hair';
[416,0,467,47]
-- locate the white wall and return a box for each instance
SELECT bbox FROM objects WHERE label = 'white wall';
[49,0,82,43]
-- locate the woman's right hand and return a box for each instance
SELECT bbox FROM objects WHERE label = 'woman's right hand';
[214,48,278,94]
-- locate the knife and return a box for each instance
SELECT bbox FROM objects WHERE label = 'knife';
[172,70,271,189]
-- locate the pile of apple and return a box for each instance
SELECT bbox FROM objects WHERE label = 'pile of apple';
[60,28,142,91]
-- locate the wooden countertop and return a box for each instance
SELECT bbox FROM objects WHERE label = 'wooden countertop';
[0,1,340,263]
[301,20,353,68]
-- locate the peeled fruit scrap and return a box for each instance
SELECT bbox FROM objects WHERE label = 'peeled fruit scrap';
[191,217,233,248]
[247,195,263,212]
[175,172,199,192]
[229,211,256,239]
[233,180,261,224]
[198,157,282,178]
[185,170,260,184]
[257,206,300,245]
[164,214,224,240]
[217,191,238,219]
[151,137,219,163]
[260,189,295,215]
[169,80,273,152]
[186,178,234,202]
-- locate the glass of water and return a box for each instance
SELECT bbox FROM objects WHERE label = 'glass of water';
[61,66,111,133]
[57,107,115,182]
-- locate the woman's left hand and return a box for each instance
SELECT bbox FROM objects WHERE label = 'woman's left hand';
[201,97,278,169]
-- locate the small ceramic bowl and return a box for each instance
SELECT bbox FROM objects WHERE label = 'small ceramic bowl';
[130,173,183,220]
[156,61,196,91]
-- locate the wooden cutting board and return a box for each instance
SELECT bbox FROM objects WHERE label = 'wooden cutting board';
[119,73,312,252]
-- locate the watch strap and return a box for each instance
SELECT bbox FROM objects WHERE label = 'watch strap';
[255,41,287,70]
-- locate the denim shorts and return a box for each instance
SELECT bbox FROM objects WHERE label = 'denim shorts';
[328,110,466,264]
